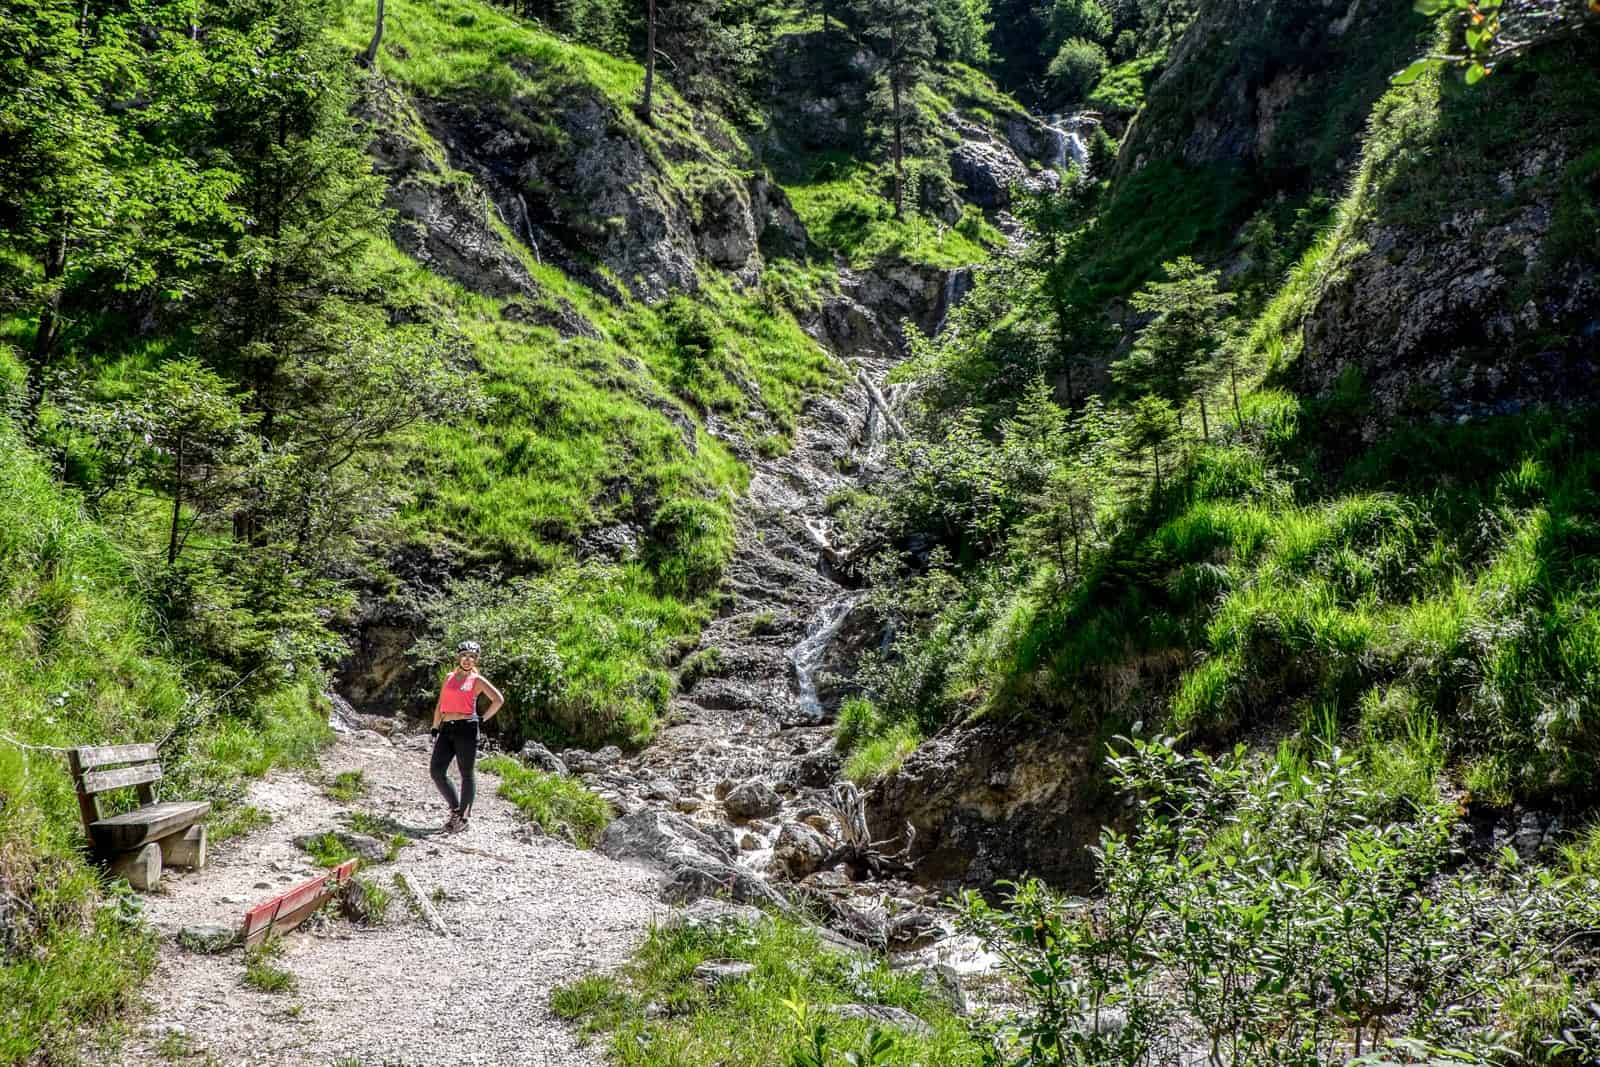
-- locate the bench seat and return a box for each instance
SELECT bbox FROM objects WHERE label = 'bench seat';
[90,800,212,852]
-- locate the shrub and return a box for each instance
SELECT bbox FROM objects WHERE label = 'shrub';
[647,496,734,598]
[1047,38,1108,105]
[834,697,882,753]
[959,736,1600,1064]
[481,754,612,847]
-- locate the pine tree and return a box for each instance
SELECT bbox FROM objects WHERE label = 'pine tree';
[855,0,935,219]
[1017,182,1100,404]
[1111,256,1235,440]
[1125,393,1178,495]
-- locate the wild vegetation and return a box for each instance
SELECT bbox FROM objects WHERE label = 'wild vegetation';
[552,912,985,1066]
[3,0,1597,1055]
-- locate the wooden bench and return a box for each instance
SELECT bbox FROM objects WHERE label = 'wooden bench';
[67,743,211,891]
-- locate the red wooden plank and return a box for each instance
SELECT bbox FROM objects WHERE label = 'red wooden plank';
[241,859,356,946]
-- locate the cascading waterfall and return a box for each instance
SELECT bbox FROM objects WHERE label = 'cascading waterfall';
[1043,113,1092,174]
[930,266,974,338]
[782,265,972,723]
[790,593,865,720]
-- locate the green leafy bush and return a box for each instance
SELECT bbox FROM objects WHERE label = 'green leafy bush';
[1047,38,1109,105]
[960,735,1600,1064]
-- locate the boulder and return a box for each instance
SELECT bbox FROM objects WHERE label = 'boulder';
[641,778,681,804]
[597,809,784,907]
[519,741,568,776]
[724,779,782,820]
[827,1004,933,1038]
[176,924,237,955]
[949,139,1033,211]
[693,959,757,988]
[665,899,766,933]
[772,821,832,879]
[887,909,942,946]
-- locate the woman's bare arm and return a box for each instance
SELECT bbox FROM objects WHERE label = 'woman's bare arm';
[477,676,506,721]
[432,678,446,730]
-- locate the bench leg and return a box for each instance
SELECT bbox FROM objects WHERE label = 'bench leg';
[160,825,207,870]
[109,844,162,891]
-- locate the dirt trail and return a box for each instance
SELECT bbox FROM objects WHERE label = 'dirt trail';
[118,727,662,1067]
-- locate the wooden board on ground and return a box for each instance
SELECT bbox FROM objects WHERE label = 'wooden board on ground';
[393,870,450,936]
[241,859,356,947]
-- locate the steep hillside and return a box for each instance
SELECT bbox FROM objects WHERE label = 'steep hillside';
[839,5,1600,897]
[323,0,1054,744]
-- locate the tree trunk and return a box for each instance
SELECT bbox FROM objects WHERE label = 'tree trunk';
[168,433,185,567]
[1056,302,1075,405]
[29,215,69,392]
[1198,394,1210,442]
[1152,443,1162,495]
[361,0,385,66]
[889,41,905,220]
[641,0,656,125]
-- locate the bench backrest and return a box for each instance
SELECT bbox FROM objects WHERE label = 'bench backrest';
[66,743,162,826]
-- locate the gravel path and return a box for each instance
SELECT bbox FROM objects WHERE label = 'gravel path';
[116,727,663,1066]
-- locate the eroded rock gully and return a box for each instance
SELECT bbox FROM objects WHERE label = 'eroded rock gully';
[566,262,977,949]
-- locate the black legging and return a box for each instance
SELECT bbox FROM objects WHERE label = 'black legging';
[430,719,479,815]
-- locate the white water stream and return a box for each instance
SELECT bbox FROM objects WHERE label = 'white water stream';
[1043,112,1093,174]
[790,592,866,721]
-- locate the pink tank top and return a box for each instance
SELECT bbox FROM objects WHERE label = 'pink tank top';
[439,672,479,717]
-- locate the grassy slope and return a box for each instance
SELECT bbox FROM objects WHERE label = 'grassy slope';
[969,42,1600,806]
[323,0,1032,745]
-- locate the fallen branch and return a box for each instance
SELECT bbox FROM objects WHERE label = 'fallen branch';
[393,870,450,936]
[856,369,907,440]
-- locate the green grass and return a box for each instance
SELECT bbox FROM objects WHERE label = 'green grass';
[977,401,1600,803]
[300,832,358,867]
[551,910,983,1065]
[481,754,612,846]
[784,156,1002,268]
[834,695,923,783]
[1086,52,1164,119]
[210,804,273,843]
[843,722,922,784]
[243,938,296,994]
[325,770,368,803]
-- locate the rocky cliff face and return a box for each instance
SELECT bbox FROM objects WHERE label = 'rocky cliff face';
[1285,39,1600,431]
[1114,0,1425,191]
[421,90,803,302]
[866,721,1108,893]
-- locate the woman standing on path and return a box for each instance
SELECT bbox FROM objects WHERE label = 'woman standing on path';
[431,641,505,833]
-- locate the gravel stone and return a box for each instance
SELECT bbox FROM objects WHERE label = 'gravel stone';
[115,729,661,1066]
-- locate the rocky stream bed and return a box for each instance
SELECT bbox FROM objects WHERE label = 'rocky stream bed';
[542,260,987,958]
